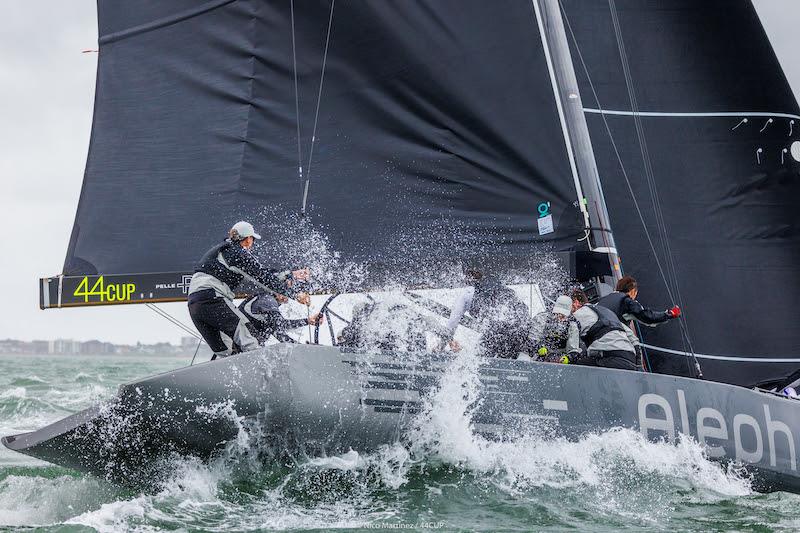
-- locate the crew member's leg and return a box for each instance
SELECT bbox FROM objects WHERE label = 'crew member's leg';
[219,299,260,353]
[596,350,638,371]
[480,320,534,359]
[571,349,599,366]
[188,299,232,359]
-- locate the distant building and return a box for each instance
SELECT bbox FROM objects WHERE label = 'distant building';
[48,339,81,355]
[181,336,198,351]
[31,340,49,354]
[0,338,188,356]
[0,339,24,353]
[81,340,117,355]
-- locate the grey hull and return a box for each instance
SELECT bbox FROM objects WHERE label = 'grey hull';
[3,344,800,492]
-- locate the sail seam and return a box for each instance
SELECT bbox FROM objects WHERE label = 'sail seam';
[99,0,238,45]
[236,4,259,200]
[584,108,800,120]
[641,344,800,363]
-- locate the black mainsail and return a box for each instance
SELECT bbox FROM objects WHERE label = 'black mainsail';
[51,0,596,309]
[561,0,800,385]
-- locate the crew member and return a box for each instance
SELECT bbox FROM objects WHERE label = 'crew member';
[187,221,310,359]
[239,292,323,344]
[339,299,451,353]
[553,289,639,370]
[534,296,575,362]
[597,275,681,326]
[446,268,533,359]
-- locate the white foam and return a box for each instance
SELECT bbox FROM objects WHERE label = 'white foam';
[406,350,753,510]
[66,497,149,533]
[306,450,364,470]
[0,474,113,527]
[0,387,27,399]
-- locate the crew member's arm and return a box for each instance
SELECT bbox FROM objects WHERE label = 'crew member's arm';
[621,296,672,327]
[225,247,305,301]
[446,287,474,337]
[620,322,640,347]
[252,295,320,332]
[564,319,593,364]
[443,287,475,351]
[565,320,582,355]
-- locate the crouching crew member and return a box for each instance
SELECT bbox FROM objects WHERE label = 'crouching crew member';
[446,268,533,359]
[553,290,639,371]
[187,221,311,360]
[239,292,323,344]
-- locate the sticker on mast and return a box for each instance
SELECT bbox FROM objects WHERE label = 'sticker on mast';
[73,276,136,303]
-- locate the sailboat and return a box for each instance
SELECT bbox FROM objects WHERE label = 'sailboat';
[6,0,800,492]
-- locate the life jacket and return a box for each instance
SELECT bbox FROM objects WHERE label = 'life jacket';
[581,304,625,347]
[597,292,627,323]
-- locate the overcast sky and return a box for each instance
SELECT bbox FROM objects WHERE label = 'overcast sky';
[1,1,799,345]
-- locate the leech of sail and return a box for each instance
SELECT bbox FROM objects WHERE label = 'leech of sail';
[583,108,800,120]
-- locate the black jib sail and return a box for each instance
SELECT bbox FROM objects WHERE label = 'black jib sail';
[560,0,800,385]
[48,0,602,309]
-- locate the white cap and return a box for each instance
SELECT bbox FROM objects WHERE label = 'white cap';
[552,295,572,316]
[231,221,261,240]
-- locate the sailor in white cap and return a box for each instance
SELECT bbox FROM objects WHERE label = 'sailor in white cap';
[187,221,311,359]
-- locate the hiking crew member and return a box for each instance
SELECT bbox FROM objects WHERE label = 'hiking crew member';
[553,289,639,371]
[239,292,322,344]
[187,221,310,359]
[446,269,533,359]
[597,275,680,370]
[597,275,681,327]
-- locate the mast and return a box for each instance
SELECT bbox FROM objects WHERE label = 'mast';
[532,0,621,288]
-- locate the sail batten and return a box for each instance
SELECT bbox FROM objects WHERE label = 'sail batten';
[585,108,800,120]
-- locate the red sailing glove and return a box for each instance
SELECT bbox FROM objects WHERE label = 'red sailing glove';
[667,305,681,319]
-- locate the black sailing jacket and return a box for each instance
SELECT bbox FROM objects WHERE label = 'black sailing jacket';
[597,292,670,326]
[194,240,291,298]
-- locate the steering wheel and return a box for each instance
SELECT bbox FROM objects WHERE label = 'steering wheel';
[313,293,349,345]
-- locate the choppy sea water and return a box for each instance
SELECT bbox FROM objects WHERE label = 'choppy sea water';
[1,353,800,532]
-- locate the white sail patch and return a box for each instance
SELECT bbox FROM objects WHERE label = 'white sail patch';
[583,108,800,121]
[791,141,800,163]
[537,215,554,235]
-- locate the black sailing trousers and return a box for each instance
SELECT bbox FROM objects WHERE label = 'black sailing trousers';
[590,349,638,371]
[188,290,259,358]
[479,319,534,359]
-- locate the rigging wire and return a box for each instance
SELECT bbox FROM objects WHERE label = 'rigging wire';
[290,0,304,187]
[559,0,702,377]
[189,339,202,366]
[145,303,205,366]
[299,0,336,217]
[606,0,698,375]
[145,303,200,339]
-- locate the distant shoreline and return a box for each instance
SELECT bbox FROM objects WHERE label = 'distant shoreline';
[0,352,193,357]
